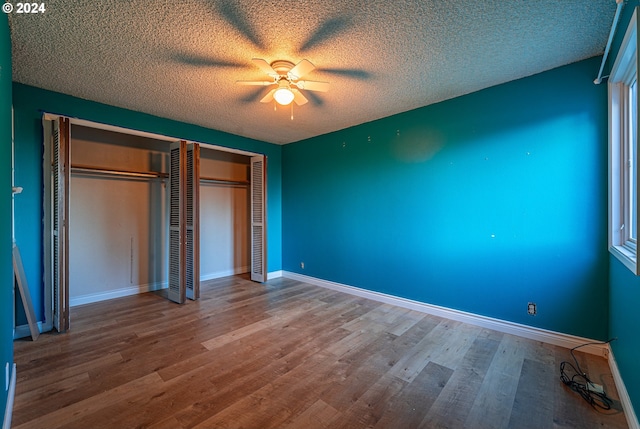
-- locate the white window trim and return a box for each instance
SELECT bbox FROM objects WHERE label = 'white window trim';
[609,7,639,274]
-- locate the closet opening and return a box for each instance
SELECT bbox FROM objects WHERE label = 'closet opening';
[41,115,267,332]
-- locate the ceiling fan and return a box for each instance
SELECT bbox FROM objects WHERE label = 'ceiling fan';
[237,58,329,106]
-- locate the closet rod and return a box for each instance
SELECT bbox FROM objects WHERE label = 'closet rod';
[201,176,249,186]
[71,164,167,179]
[71,164,249,185]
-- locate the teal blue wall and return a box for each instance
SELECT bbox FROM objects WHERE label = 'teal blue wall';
[283,57,609,340]
[607,0,640,416]
[0,12,12,420]
[12,83,282,324]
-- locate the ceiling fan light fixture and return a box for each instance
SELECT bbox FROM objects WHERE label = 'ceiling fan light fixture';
[273,80,294,105]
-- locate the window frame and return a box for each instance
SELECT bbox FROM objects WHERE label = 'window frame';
[609,7,640,274]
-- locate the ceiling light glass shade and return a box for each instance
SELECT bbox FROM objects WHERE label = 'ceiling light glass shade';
[274,87,294,105]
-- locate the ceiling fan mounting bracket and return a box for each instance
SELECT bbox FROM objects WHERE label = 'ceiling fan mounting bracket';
[270,60,295,75]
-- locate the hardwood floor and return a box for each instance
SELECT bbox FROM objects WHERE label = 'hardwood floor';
[12,275,629,429]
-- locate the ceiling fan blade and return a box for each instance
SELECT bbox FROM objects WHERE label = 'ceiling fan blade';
[236,80,274,86]
[292,88,309,106]
[252,58,277,76]
[295,80,330,92]
[260,89,276,103]
[289,59,315,80]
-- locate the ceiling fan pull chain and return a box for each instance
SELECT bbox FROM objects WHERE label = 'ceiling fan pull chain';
[291,103,294,120]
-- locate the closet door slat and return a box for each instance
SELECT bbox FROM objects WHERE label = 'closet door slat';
[250,155,267,283]
[52,117,70,331]
[168,141,186,303]
[186,143,199,300]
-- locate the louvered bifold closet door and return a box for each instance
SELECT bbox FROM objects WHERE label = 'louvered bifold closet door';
[52,117,70,332]
[169,141,187,303]
[185,143,200,300]
[250,155,267,283]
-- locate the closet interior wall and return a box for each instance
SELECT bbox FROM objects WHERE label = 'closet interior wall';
[68,127,250,306]
[199,148,250,281]
[70,126,169,305]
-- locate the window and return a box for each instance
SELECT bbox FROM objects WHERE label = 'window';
[610,8,639,274]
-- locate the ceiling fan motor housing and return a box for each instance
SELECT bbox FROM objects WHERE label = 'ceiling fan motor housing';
[270,60,295,76]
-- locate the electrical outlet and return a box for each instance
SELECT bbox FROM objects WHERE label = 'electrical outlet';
[300,262,305,269]
[527,302,537,316]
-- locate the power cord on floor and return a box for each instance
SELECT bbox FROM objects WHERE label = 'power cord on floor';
[559,338,616,410]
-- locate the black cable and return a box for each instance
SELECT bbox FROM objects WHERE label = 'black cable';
[559,338,617,410]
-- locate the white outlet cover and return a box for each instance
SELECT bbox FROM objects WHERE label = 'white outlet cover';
[527,303,537,315]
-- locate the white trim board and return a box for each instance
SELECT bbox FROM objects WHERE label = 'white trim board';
[201,266,250,282]
[281,271,610,357]
[69,281,168,307]
[15,268,256,338]
[69,266,251,307]
[13,321,43,340]
[608,347,640,429]
[267,270,283,280]
[2,363,16,429]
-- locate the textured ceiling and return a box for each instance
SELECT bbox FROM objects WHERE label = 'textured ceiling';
[9,0,615,144]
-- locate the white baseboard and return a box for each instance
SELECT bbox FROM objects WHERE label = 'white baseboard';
[201,266,250,282]
[2,363,16,429]
[13,321,43,340]
[608,347,640,429]
[267,270,283,280]
[282,271,610,357]
[69,266,251,307]
[69,281,168,307]
[16,268,254,338]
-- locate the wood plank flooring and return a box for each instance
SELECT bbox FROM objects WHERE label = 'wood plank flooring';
[12,275,629,429]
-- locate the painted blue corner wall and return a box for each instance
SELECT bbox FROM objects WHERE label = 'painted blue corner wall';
[283,57,609,340]
[607,0,640,417]
[12,83,282,325]
[0,12,13,420]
